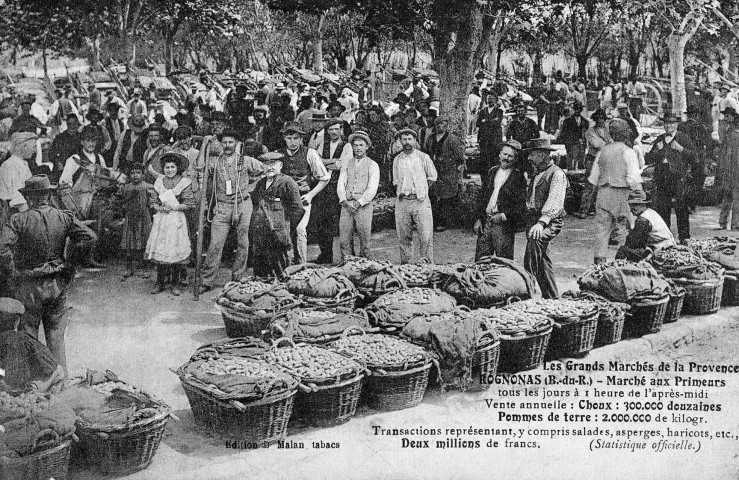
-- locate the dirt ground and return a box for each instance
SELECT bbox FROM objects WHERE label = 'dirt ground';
[61,205,739,479]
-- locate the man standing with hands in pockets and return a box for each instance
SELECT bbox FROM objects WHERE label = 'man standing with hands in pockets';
[337,131,380,260]
[393,128,437,264]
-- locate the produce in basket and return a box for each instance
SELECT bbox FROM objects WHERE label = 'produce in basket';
[394,263,432,287]
[367,288,457,329]
[220,279,274,304]
[340,256,387,285]
[648,245,703,271]
[686,237,738,256]
[217,281,297,313]
[1,391,76,458]
[328,331,430,370]
[502,299,599,324]
[442,257,539,308]
[578,260,671,303]
[262,343,363,382]
[269,308,371,344]
[189,337,271,362]
[475,308,552,338]
[561,291,629,326]
[284,266,357,299]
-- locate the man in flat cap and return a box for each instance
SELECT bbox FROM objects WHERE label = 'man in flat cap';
[425,116,464,232]
[278,121,330,264]
[0,175,97,378]
[393,127,438,263]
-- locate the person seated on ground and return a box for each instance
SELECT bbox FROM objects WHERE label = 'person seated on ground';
[0,297,65,393]
[615,190,676,262]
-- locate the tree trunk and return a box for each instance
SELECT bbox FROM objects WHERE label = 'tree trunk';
[495,41,504,76]
[435,4,486,137]
[313,13,325,73]
[668,34,687,118]
[164,31,175,75]
[41,46,49,79]
[576,54,588,81]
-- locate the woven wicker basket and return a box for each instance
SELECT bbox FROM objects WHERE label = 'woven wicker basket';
[73,406,170,474]
[292,372,364,427]
[625,295,670,337]
[498,327,552,373]
[546,311,598,359]
[593,309,626,348]
[364,362,432,411]
[469,337,501,391]
[218,296,301,338]
[664,288,686,324]
[0,432,72,480]
[180,377,295,444]
[673,275,724,315]
[721,272,739,307]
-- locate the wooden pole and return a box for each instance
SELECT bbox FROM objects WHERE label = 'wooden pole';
[193,138,212,300]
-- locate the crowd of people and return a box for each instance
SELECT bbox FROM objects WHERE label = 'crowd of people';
[0,68,739,384]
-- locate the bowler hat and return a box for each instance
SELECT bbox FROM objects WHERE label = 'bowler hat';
[393,93,409,104]
[722,106,738,117]
[395,127,418,139]
[106,102,121,111]
[328,100,346,112]
[591,108,608,121]
[18,174,57,195]
[85,109,103,122]
[348,130,372,147]
[523,138,557,152]
[627,189,650,205]
[281,121,306,136]
[152,152,190,175]
[259,152,285,164]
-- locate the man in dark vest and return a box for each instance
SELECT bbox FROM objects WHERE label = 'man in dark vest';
[311,118,353,263]
[112,114,148,173]
[506,102,540,175]
[48,114,81,183]
[0,175,97,378]
[278,122,330,264]
[523,138,568,299]
[477,92,504,180]
[103,102,125,166]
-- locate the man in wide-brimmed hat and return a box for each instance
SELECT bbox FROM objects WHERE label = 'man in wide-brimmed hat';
[84,107,112,154]
[0,174,97,379]
[393,126,437,264]
[615,189,675,262]
[113,113,148,173]
[0,132,36,227]
[645,113,697,243]
[199,129,267,293]
[337,130,380,261]
[310,117,353,263]
[522,138,567,298]
[558,100,589,170]
[277,121,330,265]
[573,108,611,219]
[506,103,540,171]
[49,114,82,182]
[716,106,739,230]
[587,118,643,264]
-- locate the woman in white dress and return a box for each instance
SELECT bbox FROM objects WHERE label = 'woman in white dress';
[145,152,195,295]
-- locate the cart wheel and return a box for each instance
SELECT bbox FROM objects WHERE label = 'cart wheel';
[640,83,662,127]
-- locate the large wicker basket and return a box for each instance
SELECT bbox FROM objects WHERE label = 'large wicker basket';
[470,335,501,391]
[218,296,301,338]
[546,311,598,359]
[625,295,670,337]
[292,372,364,427]
[364,362,432,411]
[498,327,552,373]
[672,274,724,315]
[664,287,686,324]
[594,308,626,348]
[180,377,295,444]
[721,272,739,307]
[0,431,73,480]
[73,405,170,474]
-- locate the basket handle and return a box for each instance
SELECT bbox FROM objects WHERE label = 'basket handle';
[354,308,369,323]
[506,296,522,305]
[272,337,295,349]
[457,305,472,312]
[270,323,287,340]
[31,429,60,453]
[341,326,366,338]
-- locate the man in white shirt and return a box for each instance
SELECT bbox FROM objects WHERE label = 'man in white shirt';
[127,89,148,118]
[0,132,35,226]
[587,119,643,264]
[337,131,380,260]
[626,75,647,120]
[393,128,438,263]
[467,86,482,136]
[714,83,739,143]
[102,90,127,118]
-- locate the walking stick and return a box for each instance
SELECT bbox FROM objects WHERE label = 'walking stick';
[194,139,212,300]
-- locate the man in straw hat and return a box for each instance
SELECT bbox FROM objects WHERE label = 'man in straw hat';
[199,129,266,293]
[0,175,96,378]
[716,106,739,230]
[0,132,36,228]
[574,108,611,219]
[645,112,697,243]
[587,118,643,264]
[714,82,738,143]
[523,138,567,298]
[337,130,380,261]
[278,121,330,265]
[615,189,675,262]
[393,127,438,264]
[475,139,527,261]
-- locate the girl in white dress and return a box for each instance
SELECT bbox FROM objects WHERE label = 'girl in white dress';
[145,152,195,295]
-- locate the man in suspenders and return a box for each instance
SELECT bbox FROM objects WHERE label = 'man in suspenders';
[311,118,353,263]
